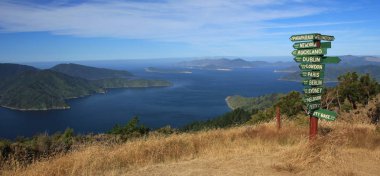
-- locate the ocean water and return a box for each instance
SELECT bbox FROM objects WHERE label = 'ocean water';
[0,64,304,139]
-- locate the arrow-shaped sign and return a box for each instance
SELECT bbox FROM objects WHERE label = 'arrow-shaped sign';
[292,48,327,56]
[322,56,341,64]
[304,87,324,94]
[290,33,320,41]
[299,64,325,70]
[301,71,324,78]
[290,33,335,42]
[312,109,337,121]
[303,95,322,103]
[315,35,335,41]
[294,56,323,63]
[307,103,321,111]
[303,79,324,86]
[293,42,331,49]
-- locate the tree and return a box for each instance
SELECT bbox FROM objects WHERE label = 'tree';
[275,91,304,117]
[337,72,380,109]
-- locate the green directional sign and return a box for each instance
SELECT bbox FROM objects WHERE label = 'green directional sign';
[299,64,324,70]
[303,95,322,103]
[294,56,323,63]
[290,33,335,42]
[293,42,331,49]
[292,48,327,56]
[290,33,339,120]
[322,56,341,64]
[307,103,321,111]
[303,79,324,86]
[304,87,323,94]
[315,35,335,41]
[312,109,337,121]
[290,33,320,41]
[301,71,324,78]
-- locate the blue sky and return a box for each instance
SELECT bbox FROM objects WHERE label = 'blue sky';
[0,0,379,62]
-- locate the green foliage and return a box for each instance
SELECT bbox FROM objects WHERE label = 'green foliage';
[275,91,304,118]
[0,70,102,110]
[0,65,171,110]
[337,72,380,109]
[249,107,275,124]
[155,125,177,135]
[181,108,251,132]
[108,117,149,138]
[226,93,284,111]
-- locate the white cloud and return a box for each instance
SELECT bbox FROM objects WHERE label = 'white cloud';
[0,0,328,44]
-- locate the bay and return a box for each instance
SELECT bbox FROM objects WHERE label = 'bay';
[0,64,309,139]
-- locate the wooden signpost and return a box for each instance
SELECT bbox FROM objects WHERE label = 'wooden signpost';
[290,33,340,140]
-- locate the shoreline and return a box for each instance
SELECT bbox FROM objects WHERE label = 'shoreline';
[0,84,172,112]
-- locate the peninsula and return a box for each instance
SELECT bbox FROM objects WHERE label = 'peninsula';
[0,63,172,111]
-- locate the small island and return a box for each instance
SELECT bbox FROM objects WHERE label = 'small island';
[0,63,172,111]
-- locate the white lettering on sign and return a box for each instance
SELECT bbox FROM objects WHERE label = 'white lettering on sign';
[304,95,322,102]
[300,64,323,70]
[298,42,317,48]
[308,79,323,86]
[304,87,323,94]
[290,34,316,41]
[295,49,324,56]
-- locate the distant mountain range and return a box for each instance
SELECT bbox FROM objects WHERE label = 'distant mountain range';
[0,63,172,111]
[177,58,291,70]
[280,55,380,81]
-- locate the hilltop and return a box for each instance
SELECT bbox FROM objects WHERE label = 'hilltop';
[0,70,102,110]
[0,63,172,110]
[51,63,133,80]
[1,120,379,176]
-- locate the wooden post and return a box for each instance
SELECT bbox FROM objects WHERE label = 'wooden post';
[276,106,281,130]
[309,116,318,140]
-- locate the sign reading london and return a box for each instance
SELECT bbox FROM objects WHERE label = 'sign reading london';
[290,33,340,122]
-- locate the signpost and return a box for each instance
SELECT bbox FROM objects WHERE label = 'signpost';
[290,33,340,140]
[301,71,324,78]
[312,109,337,121]
[292,48,327,56]
[293,41,331,49]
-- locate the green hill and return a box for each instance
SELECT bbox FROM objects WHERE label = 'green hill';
[0,63,172,110]
[0,63,38,79]
[225,93,284,112]
[51,63,133,80]
[0,70,103,110]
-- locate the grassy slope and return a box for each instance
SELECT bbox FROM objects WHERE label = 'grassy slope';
[2,120,379,176]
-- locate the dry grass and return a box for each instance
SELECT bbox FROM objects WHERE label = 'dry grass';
[2,120,380,176]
